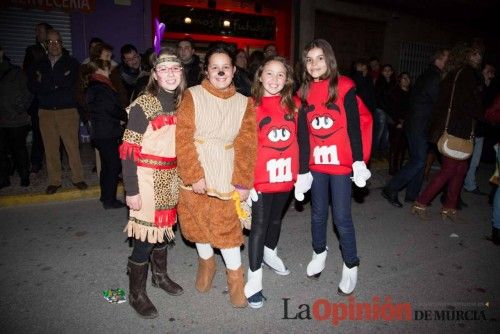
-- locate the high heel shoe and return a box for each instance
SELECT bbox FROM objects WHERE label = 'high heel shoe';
[411,202,430,221]
[441,208,466,223]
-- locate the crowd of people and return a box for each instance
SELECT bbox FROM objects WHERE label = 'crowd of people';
[0,20,499,319]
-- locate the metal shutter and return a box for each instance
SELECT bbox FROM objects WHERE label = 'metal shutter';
[399,41,444,81]
[0,7,72,67]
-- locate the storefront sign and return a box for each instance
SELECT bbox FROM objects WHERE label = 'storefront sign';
[4,0,96,13]
[160,5,276,40]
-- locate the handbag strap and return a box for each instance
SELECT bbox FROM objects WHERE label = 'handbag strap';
[444,68,475,139]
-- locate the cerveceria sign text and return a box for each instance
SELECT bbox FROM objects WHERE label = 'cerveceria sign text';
[5,0,96,13]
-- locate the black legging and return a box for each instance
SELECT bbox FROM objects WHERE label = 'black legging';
[130,239,167,263]
[248,192,290,271]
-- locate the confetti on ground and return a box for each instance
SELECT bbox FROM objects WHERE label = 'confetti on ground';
[103,288,126,304]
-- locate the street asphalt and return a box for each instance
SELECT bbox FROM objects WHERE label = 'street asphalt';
[0,162,499,333]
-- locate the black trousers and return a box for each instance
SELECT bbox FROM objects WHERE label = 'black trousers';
[93,137,121,204]
[130,239,166,263]
[28,99,44,168]
[248,192,290,271]
[0,126,30,182]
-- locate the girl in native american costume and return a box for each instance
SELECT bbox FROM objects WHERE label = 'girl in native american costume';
[176,44,257,308]
[119,50,185,318]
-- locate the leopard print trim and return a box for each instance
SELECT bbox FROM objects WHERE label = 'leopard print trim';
[153,168,179,210]
[127,94,175,121]
[122,129,143,146]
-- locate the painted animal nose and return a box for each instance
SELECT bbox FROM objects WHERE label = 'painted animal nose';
[218,71,225,76]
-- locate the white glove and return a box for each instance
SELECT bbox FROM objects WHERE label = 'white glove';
[294,172,313,201]
[245,188,259,207]
[351,161,371,188]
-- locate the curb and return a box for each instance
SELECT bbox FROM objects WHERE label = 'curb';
[0,185,124,208]
[0,161,389,208]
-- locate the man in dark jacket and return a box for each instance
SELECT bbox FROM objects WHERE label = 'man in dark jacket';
[382,49,449,207]
[28,29,87,194]
[114,44,147,103]
[177,39,202,88]
[23,22,53,174]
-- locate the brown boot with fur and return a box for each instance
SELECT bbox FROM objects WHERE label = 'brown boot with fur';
[195,256,217,293]
[226,266,248,308]
[150,246,183,296]
[128,259,158,319]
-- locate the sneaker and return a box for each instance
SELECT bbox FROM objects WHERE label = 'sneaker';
[247,291,266,309]
[381,188,403,208]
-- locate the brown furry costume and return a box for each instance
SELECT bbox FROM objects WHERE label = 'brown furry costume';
[176,79,257,249]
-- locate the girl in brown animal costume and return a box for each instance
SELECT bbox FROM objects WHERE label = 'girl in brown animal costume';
[176,43,257,308]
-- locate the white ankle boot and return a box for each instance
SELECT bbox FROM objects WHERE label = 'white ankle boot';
[244,268,263,309]
[337,263,358,296]
[306,249,327,278]
[263,246,290,276]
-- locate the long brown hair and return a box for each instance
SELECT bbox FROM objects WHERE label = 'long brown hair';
[445,42,483,76]
[299,39,339,106]
[144,49,186,108]
[251,56,296,119]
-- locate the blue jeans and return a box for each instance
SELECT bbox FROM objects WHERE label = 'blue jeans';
[386,126,428,201]
[464,136,484,191]
[310,172,359,266]
[372,108,389,154]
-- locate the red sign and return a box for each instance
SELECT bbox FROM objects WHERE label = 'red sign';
[4,0,96,13]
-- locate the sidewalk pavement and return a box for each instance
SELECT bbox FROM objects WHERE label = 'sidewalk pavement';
[0,143,391,207]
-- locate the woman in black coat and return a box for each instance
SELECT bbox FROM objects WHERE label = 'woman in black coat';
[85,59,128,209]
[413,43,483,221]
[386,72,411,175]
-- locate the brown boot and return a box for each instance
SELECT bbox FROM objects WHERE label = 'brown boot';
[127,259,158,319]
[195,256,216,293]
[150,246,183,296]
[226,266,247,308]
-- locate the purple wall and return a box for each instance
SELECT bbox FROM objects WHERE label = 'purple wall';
[70,0,152,62]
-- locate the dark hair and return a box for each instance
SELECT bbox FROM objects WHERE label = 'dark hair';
[263,43,277,54]
[445,42,481,75]
[144,49,186,108]
[430,48,449,63]
[37,22,53,31]
[82,59,111,90]
[235,48,247,58]
[299,39,339,106]
[381,64,396,82]
[177,38,194,48]
[120,44,138,57]
[88,37,103,49]
[203,43,235,72]
[397,71,411,85]
[248,50,265,80]
[89,42,113,62]
[251,56,296,119]
[368,56,380,63]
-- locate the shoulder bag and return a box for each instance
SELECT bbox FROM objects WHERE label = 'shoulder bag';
[437,69,474,160]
